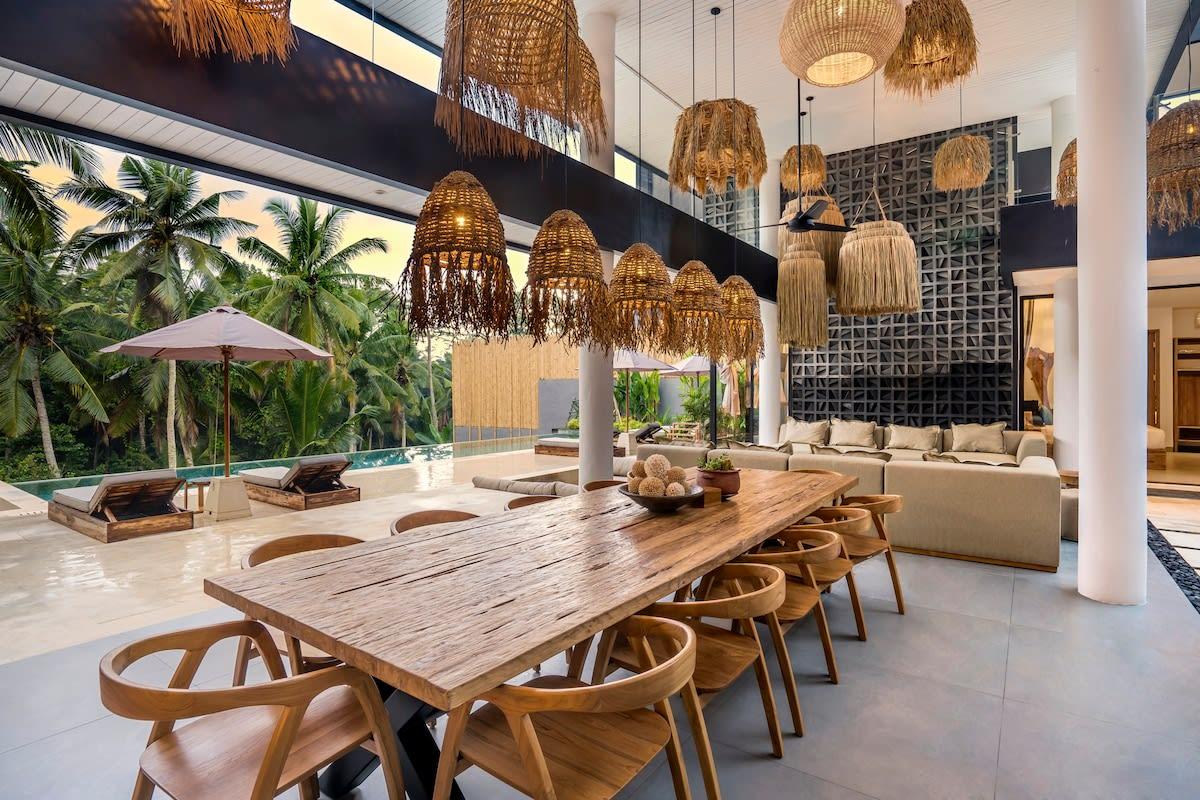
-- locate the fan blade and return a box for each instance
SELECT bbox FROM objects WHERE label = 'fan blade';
[808,221,855,233]
[803,199,828,221]
[733,221,789,232]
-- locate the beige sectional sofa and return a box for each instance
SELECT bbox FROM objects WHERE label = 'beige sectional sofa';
[637,422,1061,571]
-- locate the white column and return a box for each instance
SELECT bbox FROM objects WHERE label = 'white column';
[759,159,782,256]
[1052,276,1079,471]
[578,11,617,484]
[1050,95,1077,200]
[1076,0,1147,605]
[758,300,782,444]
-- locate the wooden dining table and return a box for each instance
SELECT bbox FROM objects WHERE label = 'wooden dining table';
[204,467,855,799]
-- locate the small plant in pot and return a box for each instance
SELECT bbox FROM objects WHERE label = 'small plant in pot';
[697,453,740,497]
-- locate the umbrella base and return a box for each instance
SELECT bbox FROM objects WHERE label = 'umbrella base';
[202,476,252,522]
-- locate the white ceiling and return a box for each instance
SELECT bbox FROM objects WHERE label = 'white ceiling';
[378,0,1190,172]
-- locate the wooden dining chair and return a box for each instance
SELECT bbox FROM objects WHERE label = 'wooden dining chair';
[840,494,906,614]
[790,468,850,503]
[505,494,557,510]
[738,528,844,684]
[390,509,478,535]
[433,615,700,800]
[232,533,363,685]
[101,619,405,800]
[582,479,625,491]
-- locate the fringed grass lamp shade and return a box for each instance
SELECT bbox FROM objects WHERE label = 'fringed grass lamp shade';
[610,243,674,351]
[165,0,295,62]
[883,0,977,97]
[402,170,516,339]
[836,220,920,315]
[720,275,764,361]
[666,261,728,360]
[1055,138,1078,207]
[1148,101,1200,232]
[436,0,607,159]
[779,0,905,88]
[778,245,828,348]
[779,196,846,291]
[669,99,768,193]
[782,144,827,194]
[933,134,990,191]
[523,210,613,347]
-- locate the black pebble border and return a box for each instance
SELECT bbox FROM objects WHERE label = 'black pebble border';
[1147,521,1200,615]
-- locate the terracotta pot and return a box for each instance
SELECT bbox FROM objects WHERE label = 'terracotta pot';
[696,468,741,497]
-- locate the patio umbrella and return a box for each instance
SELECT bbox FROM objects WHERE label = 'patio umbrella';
[663,354,712,376]
[611,349,674,434]
[720,362,742,416]
[100,306,332,477]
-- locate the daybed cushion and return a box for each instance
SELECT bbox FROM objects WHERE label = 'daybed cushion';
[949,422,1008,454]
[814,446,891,462]
[239,466,290,489]
[472,476,578,496]
[51,486,99,513]
[730,440,793,454]
[779,418,830,447]
[923,452,1019,467]
[885,424,941,452]
[51,469,179,514]
[1147,425,1168,450]
[829,419,877,448]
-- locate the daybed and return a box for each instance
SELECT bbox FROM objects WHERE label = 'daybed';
[49,469,193,543]
[239,455,360,510]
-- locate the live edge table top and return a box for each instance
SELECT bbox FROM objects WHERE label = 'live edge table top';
[204,468,856,710]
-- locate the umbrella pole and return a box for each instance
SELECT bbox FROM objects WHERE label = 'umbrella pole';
[625,370,631,435]
[222,350,231,478]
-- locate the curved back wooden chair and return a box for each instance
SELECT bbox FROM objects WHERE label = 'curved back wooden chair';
[505,494,557,510]
[841,494,906,614]
[582,479,625,491]
[739,529,843,683]
[390,509,478,536]
[433,615,699,800]
[233,534,364,685]
[101,620,405,800]
[791,468,850,503]
[778,507,873,641]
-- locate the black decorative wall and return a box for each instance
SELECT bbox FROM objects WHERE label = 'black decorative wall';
[785,117,1016,428]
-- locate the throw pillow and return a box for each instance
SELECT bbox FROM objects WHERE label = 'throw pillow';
[887,423,941,452]
[815,445,892,462]
[779,418,830,446]
[828,418,877,448]
[921,452,960,464]
[950,421,1008,454]
[921,452,1019,468]
[731,440,792,454]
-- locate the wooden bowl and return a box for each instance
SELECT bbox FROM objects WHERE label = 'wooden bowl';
[618,485,704,513]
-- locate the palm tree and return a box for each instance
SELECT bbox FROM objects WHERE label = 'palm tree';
[341,317,416,452]
[237,198,388,354]
[0,122,98,240]
[265,362,378,457]
[59,157,254,468]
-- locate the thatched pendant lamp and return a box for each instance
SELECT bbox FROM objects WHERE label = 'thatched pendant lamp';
[522,210,613,348]
[610,243,674,351]
[165,0,295,62]
[933,134,990,191]
[402,170,516,339]
[669,99,768,193]
[435,0,607,159]
[836,219,920,316]
[720,275,764,362]
[665,261,727,360]
[1148,100,1200,232]
[883,0,977,98]
[779,196,846,292]
[782,144,827,194]
[1055,138,1078,207]
[779,0,905,88]
[778,245,828,348]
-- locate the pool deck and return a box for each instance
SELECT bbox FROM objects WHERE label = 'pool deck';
[0,450,576,665]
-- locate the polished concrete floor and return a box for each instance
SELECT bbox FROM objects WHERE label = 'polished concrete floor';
[0,537,1196,800]
[1147,451,1200,486]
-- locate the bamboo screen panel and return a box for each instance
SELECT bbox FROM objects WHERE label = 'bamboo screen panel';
[452,337,579,440]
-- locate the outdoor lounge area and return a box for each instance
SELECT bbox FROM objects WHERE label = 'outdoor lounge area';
[2,0,1200,799]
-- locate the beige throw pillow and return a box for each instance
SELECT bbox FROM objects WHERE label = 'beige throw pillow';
[922,452,1018,468]
[950,422,1008,454]
[887,423,941,452]
[731,440,792,454]
[779,418,829,446]
[816,446,891,462]
[828,418,877,448]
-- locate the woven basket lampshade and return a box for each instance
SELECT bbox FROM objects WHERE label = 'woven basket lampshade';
[523,210,613,348]
[1148,101,1200,232]
[782,144,827,194]
[665,261,728,360]
[933,134,990,191]
[610,243,674,351]
[778,244,828,348]
[165,0,295,62]
[836,220,920,316]
[779,0,905,88]
[669,99,768,193]
[1054,138,1078,207]
[778,196,846,292]
[402,170,516,339]
[720,275,764,362]
[436,0,606,159]
[883,0,977,98]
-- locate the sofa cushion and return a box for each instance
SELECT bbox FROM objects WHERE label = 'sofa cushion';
[950,422,1008,454]
[885,424,941,452]
[472,476,579,496]
[829,419,877,448]
[779,418,829,446]
[710,448,790,471]
[636,443,708,469]
[788,452,884,494]
[883,448,929,461]
[613,456,636,477]
[923,451,1018,467]
[815,446,891,462]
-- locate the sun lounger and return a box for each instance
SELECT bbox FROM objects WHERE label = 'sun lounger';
[48,469,193,543]
[239,455,360,510]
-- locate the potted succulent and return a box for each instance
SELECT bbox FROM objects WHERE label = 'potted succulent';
[696,453,740,497]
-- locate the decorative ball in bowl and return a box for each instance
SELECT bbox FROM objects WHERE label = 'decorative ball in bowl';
[622,458,702,512]
[696,455,740,497]
[618,483,703,512]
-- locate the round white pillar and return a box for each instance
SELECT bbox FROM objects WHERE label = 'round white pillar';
[1052,276,1079,471]
[758,299,782,444]
[578,11,617,484]
[1076,0,1147,605]
[759,159,782,257]
[1050,96,1077,200]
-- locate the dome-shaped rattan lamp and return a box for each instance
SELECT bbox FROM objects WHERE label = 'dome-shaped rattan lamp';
[1055,138,1078,207]
[402,170,516,339]
[779,196,846,292]
[782,144,827,194]
[1148,101,1200,231]
[836,220,920,316]
[610,243,673,351]
[883,0,977,98]
[666,261,727,360]
[165,0,296,62]
[523,210,613,348]
[779,0,906,88]
[933,134,990,191]
[669,99,768,193]
[778,244,828,348]
[720,275,764,362]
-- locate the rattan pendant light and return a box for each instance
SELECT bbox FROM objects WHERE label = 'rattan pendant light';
[1054,138,1078,207]
[1148,100,1200,232]
[610,244,673,351]
[933,84,990,192]
[523,211,613,347]
[720,275,764,361]
[667,260,728,360]
[165,0,295,62]
[778,243,828,348]
[782,143,826,194]
[779,195,846,292]
[402,170,516,339]
[883,0,977,98]
[779,0,905,88]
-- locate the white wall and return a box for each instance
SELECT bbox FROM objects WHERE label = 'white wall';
[1148,306,1174,445]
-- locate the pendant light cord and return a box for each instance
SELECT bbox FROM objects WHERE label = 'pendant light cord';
[731,0,739,274]
[458,0,466,170]
[691,0,698,256]
[637,0,643,241]
[561,0,569,206]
